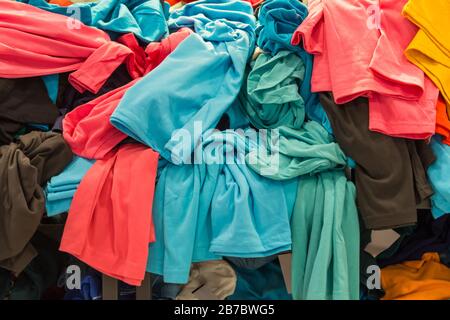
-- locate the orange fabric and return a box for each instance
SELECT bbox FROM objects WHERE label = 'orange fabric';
[436,96,450,146]
[60,144,159,286]
[381,252,450,300]
[48,0,73,6]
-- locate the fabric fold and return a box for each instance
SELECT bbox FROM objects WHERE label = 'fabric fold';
[0,132,72,274]
[18,0,170,43]
[110,0,257,164]
[60,144,159,286]
[0,1,133,94]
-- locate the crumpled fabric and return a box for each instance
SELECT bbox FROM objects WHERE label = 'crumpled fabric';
[168,0,262,9]
[246,121,346,181]
[436,96,450,146]
[59,30,191,286]
[18,0,169,43]
[0,77,59,145]
[292,0,439,140]
[250,0,332,132]
[228,259,292,300]
[148,129,297,284]
[44,156,95,216]
[402,0,450,113]
[0,132,72,274]
[110,0,257,163]
[0,230,67,300]
[0,1,132,95]
[291,171,360,300]
[240,110,359,299]
[320,92,434,229]
[239,51,306,129]
[63,29,192,160]
[53,64,132,132]
[381,252,450,300]
[176,260,236,300]
[377,213,450,268]
[60,144,159,286]
[256,0,308,55]
[240,14,359,297]
[427,136,450,218]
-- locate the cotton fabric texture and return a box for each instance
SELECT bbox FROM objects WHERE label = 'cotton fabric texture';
[0,0,133,95]
[18,0,170,43]
[292,0,439,139]
[255,0,331,132]
[0,78,58,145]
[44,156,95,216]
[62,29,192,159]
[0,132,72,274]
[59,144,159,286]
[148,130,297,284]
[378,213,450,268]
[110,0,257,163]
[435,96,450,146]
[176,260,237,300]
[427,136,450,219]
[403,0,450,114]
[381,252,450,300]
[320,92,434,230]
[291,171,360,300]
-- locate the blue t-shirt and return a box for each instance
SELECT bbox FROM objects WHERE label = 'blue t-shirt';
[428,136,450,218]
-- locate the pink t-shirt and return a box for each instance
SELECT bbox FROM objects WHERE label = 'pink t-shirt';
[292,0,438,139]
[0,1,132,94]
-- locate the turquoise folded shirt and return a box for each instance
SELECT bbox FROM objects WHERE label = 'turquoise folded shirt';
[45,156,95,216]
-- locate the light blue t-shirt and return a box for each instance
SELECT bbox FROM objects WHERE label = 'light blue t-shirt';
[45,156,95,216]
[147,129,297,284]
[110,0,256,164]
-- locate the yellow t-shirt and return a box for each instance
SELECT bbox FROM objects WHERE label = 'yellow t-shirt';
[381,252,450,300]
[403,0,450,115]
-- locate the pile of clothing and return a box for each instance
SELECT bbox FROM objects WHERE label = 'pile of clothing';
[1,0,449,300]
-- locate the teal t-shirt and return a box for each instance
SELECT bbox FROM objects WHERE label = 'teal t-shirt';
[428,136,450,218]
[291,171,360,300]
